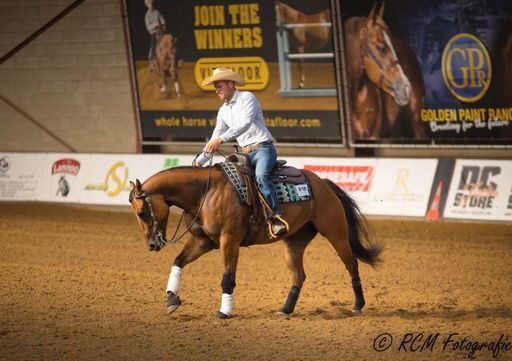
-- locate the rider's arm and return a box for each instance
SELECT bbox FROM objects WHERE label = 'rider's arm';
[157,11,166,27]
[211,112,228,141]
[195,112,227,166]
[144,13,152,32]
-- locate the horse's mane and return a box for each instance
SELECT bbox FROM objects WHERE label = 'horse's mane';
[142,166,209,186]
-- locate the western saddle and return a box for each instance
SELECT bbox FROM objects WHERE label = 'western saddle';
[225,153,307,237]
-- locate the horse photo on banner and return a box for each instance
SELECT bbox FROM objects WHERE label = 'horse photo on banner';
[341,0,512,146]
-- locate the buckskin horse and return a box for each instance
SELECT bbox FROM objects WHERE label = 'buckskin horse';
[275,1,332,89]
[344,3,426,139]
[128,159,382,319]
[152,33,182,98]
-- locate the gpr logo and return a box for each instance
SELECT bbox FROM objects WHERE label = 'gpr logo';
[453,166,499,209]
[0,156,11,172]
[442,33,492,102]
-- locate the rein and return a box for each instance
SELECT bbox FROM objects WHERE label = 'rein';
[138,157,215,247]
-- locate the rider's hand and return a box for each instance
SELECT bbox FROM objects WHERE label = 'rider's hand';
[204,137,223,153]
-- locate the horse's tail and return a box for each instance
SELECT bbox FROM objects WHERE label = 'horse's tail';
[323,179,383,267]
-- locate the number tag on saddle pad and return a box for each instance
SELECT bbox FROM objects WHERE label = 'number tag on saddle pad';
[295,183,310,197]
[274,182,313,203]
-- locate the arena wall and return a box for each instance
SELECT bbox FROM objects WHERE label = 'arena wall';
[1,151,511,222]
[0,0,136,153]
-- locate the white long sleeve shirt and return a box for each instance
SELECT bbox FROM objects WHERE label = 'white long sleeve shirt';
[145,9,165,34]
[211,90,274,147]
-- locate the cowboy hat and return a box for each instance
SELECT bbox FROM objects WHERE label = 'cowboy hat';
[201,67,245,86]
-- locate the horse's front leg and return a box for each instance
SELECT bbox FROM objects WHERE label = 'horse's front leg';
[171,68,182,99]
[166,235,216,313]
[217,233,241,319]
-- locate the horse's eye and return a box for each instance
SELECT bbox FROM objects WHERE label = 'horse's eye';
[378,46,387,55]
[138,210,151,222]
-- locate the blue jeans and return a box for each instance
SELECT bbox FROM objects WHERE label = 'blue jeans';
[248,143,280,214]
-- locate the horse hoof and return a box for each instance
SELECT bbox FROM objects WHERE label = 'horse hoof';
[216,311,230,319]
[275,311,291,318]
[167,303,180,314]
[352,309,363,315]
[166,292,181,314]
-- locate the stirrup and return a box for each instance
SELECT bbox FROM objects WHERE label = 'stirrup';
[267,214,289,238]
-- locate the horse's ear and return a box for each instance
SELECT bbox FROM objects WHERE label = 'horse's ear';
[378,2,385,19]
[135,179,143,194]
[368,3,377,23]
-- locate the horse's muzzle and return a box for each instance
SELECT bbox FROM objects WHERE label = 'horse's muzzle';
[393,78,411,106]
[148,232,167,252]
[148,242,161,252]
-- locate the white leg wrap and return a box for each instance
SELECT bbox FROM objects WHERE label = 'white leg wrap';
[219,293,234,316]
[166,266,182,295]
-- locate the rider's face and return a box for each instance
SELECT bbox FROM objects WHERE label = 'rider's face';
[214,81,235,102]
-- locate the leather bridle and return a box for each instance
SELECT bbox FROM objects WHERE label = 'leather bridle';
[135,157,214,248]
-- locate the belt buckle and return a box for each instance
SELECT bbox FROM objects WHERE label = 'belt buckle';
[243,143,256,154]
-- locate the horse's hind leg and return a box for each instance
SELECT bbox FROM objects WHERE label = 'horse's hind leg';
[314,212,365,314]
[279,222,317,315]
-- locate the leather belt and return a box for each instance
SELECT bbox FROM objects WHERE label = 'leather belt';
[242,141,272,154]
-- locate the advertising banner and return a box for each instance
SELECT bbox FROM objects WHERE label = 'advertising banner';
[301,157,377,206]
[0,153,45,201]
[341,0,512,146]
[444,159,512,221]
[39,154,89,203]
[124,0,343,144]
[364,159,438,216]
[76,154,216,206]
[78,154,158,205]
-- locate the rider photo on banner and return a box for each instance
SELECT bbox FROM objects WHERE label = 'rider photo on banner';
[341,0,512,146]
[124,0,343,144]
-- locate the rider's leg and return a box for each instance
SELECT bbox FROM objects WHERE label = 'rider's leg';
[249,144,287,236]
[249,143,279,213]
